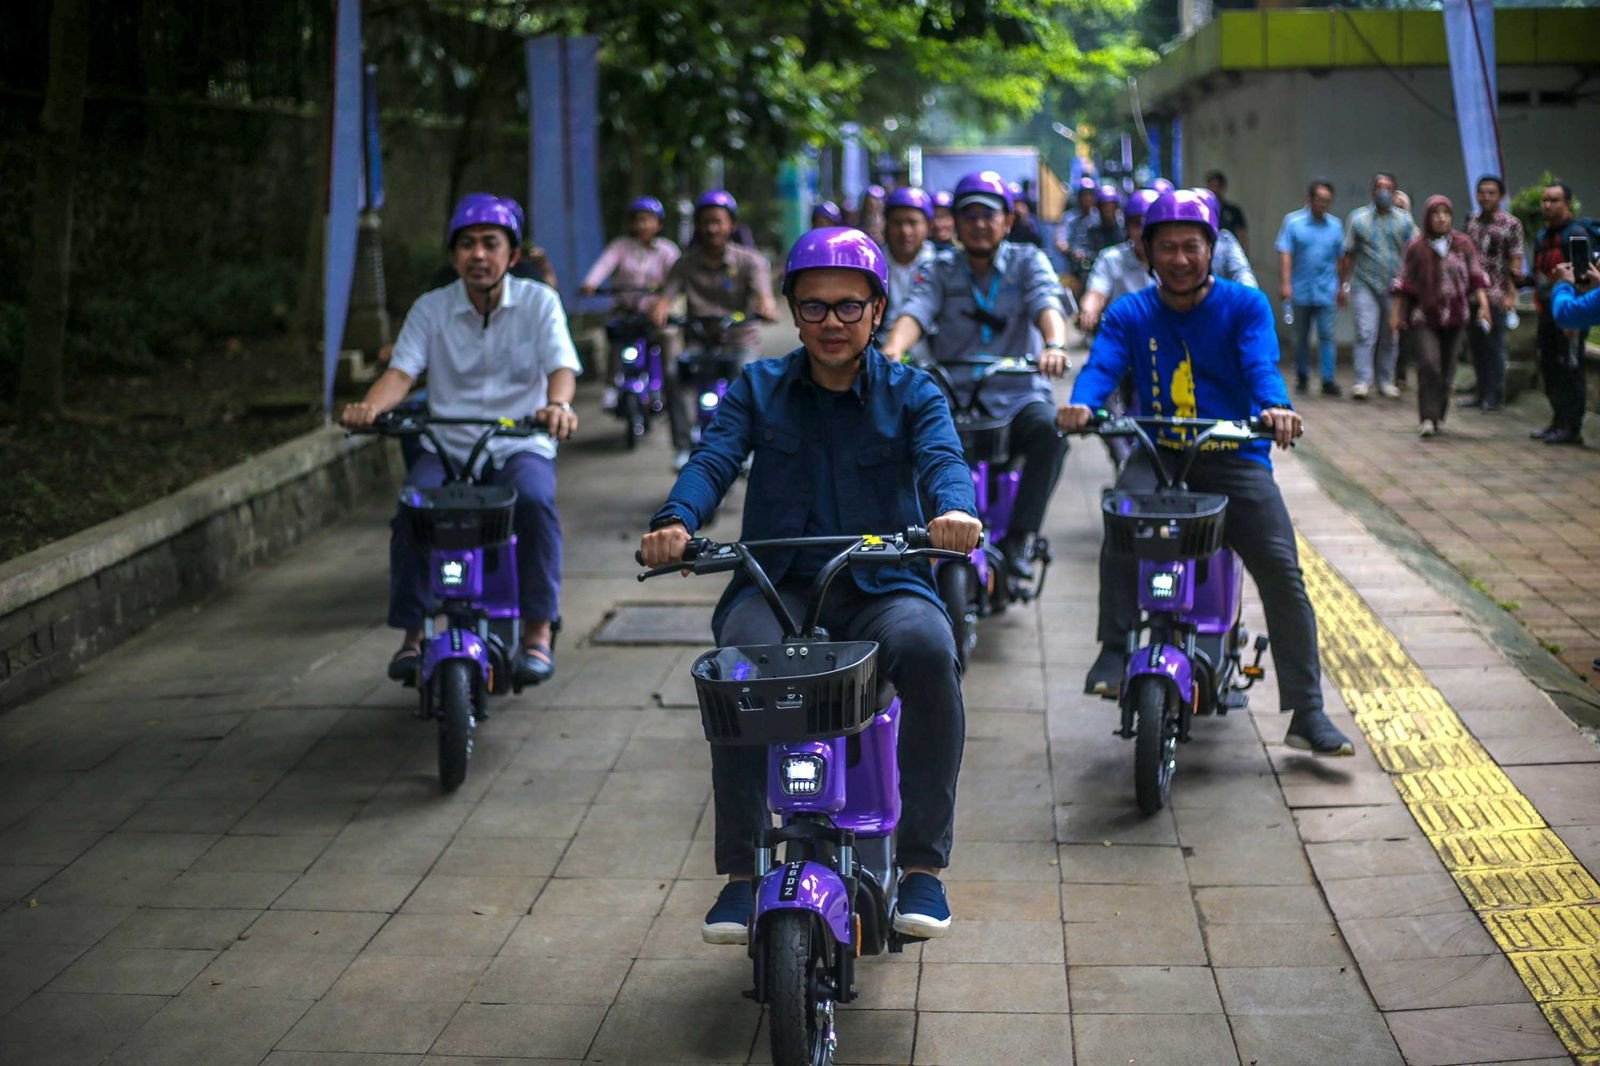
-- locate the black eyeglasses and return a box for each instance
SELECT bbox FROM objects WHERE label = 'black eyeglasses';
[795,299,871,324]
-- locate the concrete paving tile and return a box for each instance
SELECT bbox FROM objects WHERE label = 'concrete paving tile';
[188,834,330,874]
[1362,953,1531,1011]
[1202,921,1353,968]
[954,768,1054,807]
[278,999,458,1055]
[0,827,103,867]
[365,914,518,957]
[846,957,921,1010]
[592,769,711,808]
[1338,912,1498,963]
[1230,1013,1402,1066]
[1067,965,1221,1013]
[501,910,654,958]
[1194,885,1332,926]
[759,1007,915,1065]
[433,836,566,878]
[1185,838,1316,887]
[46,944,214,995]
[1172,804,1300,847]
[1384,1003,1570,1066]
[264,1054,422,1065]
[155,869,298,909]
[429,1002,606,1059]
[231,800,365,838]
[922,920,1066,964]
[913,1011,1073,1065]
[0,864,59,900]
[613,957,751,1006]
[1064,917,1208,967]
[943,841,1062,882]
[556,833,689,879]
[1554,824,1600,872]
[1320,873,1470,920]
[577,801,704,841]
[955,802,1056,842]
[1168,770,1286,809]
[588,999,760,1064]
[399,874,541,917]
[457,799,587,839]
[1480,729,1600,765]
[1291,805,1421,843]
[306,827,452,876]
[74,831,219,870]
[0,943,84,1015]
[1278,772,1404,809]
[0,902,133,946]
[273,871,422,913]
[469,952,630,1005]
[917,961,1068,1013]
[191,947,353,998]
[1504,763,1600,826]
[528,877,670,917]
[1059,843,1188,884]
[0,990,169,1061]
[1073,1012,1233,1065]
[234,909,388,955]
[950,881,1063,923]
[1215,965,1376,1014]
[959,663,1047,710]
[323,953,490,1002]
[104,989,312,1065]
[33,860,182,907]
[1305,836,1446,881]
[1054,803,1178,845]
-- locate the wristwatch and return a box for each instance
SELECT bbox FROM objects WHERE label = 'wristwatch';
[550,401,573,413]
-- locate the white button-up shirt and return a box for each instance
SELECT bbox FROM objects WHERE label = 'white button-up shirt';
[390,276,583,466]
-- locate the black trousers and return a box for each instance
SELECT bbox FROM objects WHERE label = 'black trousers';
[1096,451,1324,714]
[1007,400,1071,538]
[1467,307,1507,405]
[710,581,965,875]
[1537,315,1590,432]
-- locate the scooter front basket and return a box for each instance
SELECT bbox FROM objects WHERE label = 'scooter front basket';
[691,640,879,745]
[955,415,1011,466]
[1102,490,1227,561]
[401,482,517,551]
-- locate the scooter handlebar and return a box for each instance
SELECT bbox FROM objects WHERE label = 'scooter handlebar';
[634,527,950,582]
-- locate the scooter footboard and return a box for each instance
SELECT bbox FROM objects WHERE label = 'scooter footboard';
[754,861,853,948]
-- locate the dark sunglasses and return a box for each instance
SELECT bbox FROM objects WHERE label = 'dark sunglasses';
[796,299,871,324]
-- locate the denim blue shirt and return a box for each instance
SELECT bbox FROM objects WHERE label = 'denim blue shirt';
[1275,208,1344,307]
[653,346,977,629]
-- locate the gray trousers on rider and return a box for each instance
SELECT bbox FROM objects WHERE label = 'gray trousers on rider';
[1096,451,1323,715]
[710,580,965,876]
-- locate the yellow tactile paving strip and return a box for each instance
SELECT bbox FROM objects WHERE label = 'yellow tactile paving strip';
[1299,535,1600,1063]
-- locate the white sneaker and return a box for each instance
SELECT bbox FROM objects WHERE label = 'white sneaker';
[1418,420,1437,438]
[1378,383,1401,398]
[601,386,618,411]
[1351,382,1369,399]
[672,449,692,473]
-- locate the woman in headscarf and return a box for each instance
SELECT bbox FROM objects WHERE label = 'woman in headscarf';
[1390,195,1491,437]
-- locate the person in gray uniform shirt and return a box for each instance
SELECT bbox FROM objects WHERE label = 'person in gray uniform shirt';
[881,169,1072,580]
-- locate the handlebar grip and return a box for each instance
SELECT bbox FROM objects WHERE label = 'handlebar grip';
[904,526,931,550]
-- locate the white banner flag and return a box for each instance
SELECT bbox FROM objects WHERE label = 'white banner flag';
[1442,0,1502,204]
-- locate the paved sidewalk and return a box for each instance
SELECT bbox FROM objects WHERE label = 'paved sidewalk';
[1292,381,1600,696]
[0,334,1597,1063]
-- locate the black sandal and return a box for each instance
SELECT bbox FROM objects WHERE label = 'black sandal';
[387,644,422,685]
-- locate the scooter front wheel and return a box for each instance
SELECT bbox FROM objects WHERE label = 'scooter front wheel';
[618,393,645,450]
[765,912,836,1066]
[437,659,475,792]
[1131,676,1176,814]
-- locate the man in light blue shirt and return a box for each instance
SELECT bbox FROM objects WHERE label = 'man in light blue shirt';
[1276,180,1344,396]
[1340,172,1417,398]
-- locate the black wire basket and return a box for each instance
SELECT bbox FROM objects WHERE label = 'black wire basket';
[955,415,1011,466]
[401,482,517,551]
[1101,490,1228,561]
[691,640,880,745]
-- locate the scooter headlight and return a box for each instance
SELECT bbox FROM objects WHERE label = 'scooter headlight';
[779,755,825,796]
[1147,569,1179,601]
[438,559,468,588]
[699,391,720,411]
[621,345,641,364]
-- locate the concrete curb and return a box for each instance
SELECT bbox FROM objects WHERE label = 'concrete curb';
[0,424,405,710]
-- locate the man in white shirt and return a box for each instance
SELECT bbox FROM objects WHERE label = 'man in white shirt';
[883,187,939,361]
[342,193,582,685]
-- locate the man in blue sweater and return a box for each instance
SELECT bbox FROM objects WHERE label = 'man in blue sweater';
[1057,191,1352,756]
[640,228,982,943]
[1552,260,1600,330]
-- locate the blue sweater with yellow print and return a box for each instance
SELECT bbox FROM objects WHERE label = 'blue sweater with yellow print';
[1070,279,1291,466]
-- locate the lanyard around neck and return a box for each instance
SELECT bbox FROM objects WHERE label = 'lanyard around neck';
[969,267,1003,346]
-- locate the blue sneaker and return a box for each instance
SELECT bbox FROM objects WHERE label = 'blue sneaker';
[702,879,754,945]
[893,872,952,938]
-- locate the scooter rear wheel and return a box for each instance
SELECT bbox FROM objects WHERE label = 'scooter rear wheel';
[936,564,977,671]
[766,911,835,1066]
[437,659,474,792]
[1131,676,1176,814]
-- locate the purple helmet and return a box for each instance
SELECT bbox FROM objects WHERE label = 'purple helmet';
[932,190,954,211]
[811,200,843,225]
[864,184,887,201]
[1125,189,1162,221]
[782,227,888,298]
[1189,188,1222,231]
[1142,190,1218,243]
[1097,184,1122,206]
[1150,178,1176,194]
[953,170,1014,213]
[628,196,665,218]
[448,192,521,248]
[885,186,934,220]
[1077,175,1100,193]
[694,189,738,218]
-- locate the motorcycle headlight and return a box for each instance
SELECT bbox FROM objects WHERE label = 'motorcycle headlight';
[779,755,825,796]
[621,345,641,364]
[438,559,468,588]
[699,392,720,411]
[1147,569,1179,600]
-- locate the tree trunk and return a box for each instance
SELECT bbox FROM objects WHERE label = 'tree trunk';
[19,0,90,421]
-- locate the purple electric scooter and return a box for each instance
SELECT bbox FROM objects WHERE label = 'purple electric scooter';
[670,312,747,441]
[1090,412,1272,814]
[596,287,666,449]
[637,529,965,1066]
[914,356,1055,668]
[358,411,549,791]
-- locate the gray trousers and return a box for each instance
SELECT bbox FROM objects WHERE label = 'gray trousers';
[1351,283,1399,388]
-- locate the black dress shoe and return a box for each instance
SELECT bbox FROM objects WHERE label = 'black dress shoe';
[1543,428,1583,446]
[997,536,1034,581]
[1321,380,1342,397]
[1530,426,1556,440]
[1295,374,1309,395]
[1083,645,1127,697]
[513,646,554,684]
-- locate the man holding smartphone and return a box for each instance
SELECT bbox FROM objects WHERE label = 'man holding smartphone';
[1532,182,1591,445]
